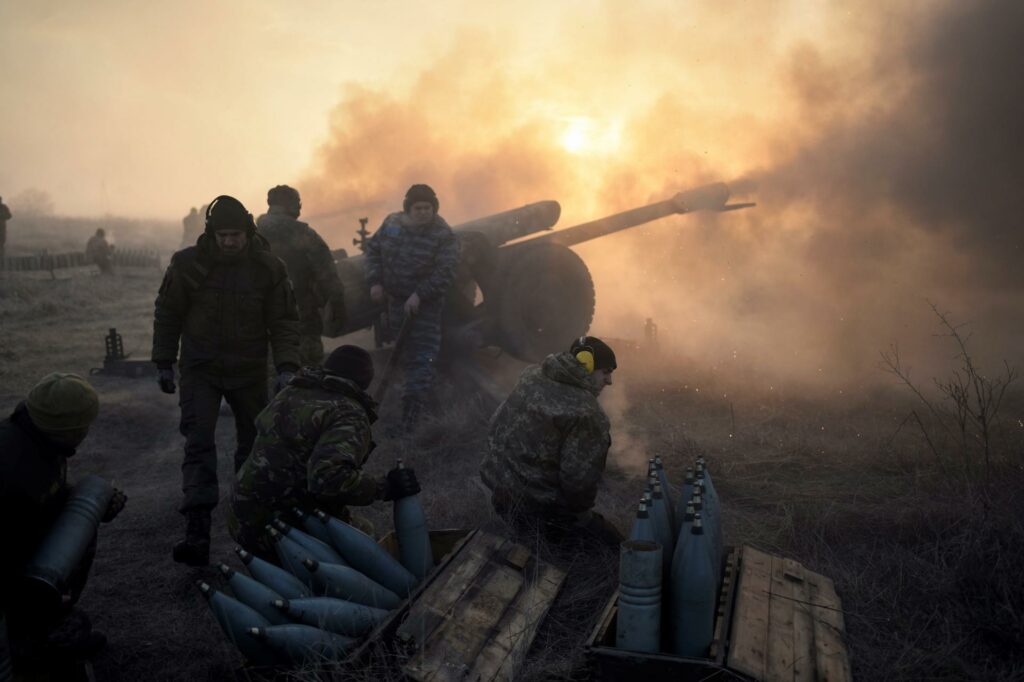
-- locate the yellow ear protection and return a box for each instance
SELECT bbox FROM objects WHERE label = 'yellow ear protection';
[575,336,595,374]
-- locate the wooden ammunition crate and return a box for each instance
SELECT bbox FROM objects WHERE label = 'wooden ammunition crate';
[354,529,567,682]
[586,545,851,682]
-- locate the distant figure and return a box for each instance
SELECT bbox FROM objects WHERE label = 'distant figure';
[152,195,300,567]
[228,345,420,559]
[480,335,623,547]
[257,185,347,367]
[85,228,114,275]
[365,184,459,433]
[181,206,202,248]
[0,195,10,269]
[0,373,127,674]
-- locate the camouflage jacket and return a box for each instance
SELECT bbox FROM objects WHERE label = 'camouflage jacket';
[85,235,112,262]
[257,207,345,336]
[0,403,71,608]
[231,368,380,532]
[152,233,300,382]
[364,212,459,302]
[480,352,612,516]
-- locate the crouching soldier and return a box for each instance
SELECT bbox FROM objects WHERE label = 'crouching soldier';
[227,345,421,559]
[0,373,126,673]
[480,336,624,547]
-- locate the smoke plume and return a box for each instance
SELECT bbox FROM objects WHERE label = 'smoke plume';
[302,0,1024,388]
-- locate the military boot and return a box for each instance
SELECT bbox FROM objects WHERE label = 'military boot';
[172,510,211,566]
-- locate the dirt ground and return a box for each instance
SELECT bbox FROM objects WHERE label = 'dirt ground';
[1,267,1022,681]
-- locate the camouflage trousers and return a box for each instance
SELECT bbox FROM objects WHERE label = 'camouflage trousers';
[387,298,443,408]
[178,373,267,513]
[299,334,325,368]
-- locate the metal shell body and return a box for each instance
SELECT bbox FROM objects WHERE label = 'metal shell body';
[318,512,418,596]
[616,540,663,653]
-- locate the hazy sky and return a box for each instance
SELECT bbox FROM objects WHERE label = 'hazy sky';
[0,0,831,219]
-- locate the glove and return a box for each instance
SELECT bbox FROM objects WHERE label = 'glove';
[157,367,176,394]
[384,466,421,500]
[275,370,295,393]
[103,488,127,522]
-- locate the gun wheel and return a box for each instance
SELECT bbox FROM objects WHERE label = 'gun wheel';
[494,243,596,362]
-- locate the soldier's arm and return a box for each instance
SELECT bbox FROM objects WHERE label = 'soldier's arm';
[363,225,384,289]
[558,415,612,513]
[265,268,301,372]
[306,411,380,511]
[151,261,188,368]
[415,229,460,302]
[306,228,345,302]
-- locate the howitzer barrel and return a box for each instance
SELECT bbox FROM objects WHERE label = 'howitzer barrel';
[525,182,732,249]
[452,200,561,246]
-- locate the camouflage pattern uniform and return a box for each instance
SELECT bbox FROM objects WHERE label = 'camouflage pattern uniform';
[227,368,380,557]
[364,212,459,414]
[152,232,300,513]
[257,206,346,367]
[480,351,614,536]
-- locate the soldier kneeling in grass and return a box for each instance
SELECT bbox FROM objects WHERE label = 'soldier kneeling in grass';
[227,345,420,560]
[480,335,623,547]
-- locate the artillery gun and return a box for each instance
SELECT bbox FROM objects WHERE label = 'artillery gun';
[328,182,752,362]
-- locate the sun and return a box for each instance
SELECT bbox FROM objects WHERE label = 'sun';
[558,117,622,156]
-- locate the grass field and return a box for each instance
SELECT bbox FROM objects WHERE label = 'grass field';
[1,261,1022,681]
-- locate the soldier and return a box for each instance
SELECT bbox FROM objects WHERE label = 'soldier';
[365,184,459,431]
[181,206,202,247]
[257,185,347,367]
[228,345,421,558]
[480,336,623,546]
[0,373,126,671]
[152,195,300,566]
[0,195,10,269]
[85,228,114,274]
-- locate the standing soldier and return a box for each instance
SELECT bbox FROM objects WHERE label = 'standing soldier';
[181,206,202,248]
[365,184,459,432]
[152,195,300,567]
[257,185,347,367]
[85,228,114,275]
[480,336,623,546]
[228,345,420,559]
[0,195,11,269]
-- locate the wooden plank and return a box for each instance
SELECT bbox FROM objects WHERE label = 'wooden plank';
[469,560,566,681]
[405,560,525,681]
[806,573,851,682]
[397,532,502,646]
[766,555,796,681]
[727,546,772,680]
[784,559,815,682]
[709,547,739,662]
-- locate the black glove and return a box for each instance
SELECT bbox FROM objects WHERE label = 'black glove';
[274,370,295,393]
[103,488,127,522]
[157,367,176,394]
[385,467,421,500]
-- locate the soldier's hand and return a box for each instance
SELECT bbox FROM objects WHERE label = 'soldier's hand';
[275,370,296,393]
[404,292,421,316]
[385,466,421,500]
[370,284,384,304]
[157,367,177,394]
[103,488,127,523]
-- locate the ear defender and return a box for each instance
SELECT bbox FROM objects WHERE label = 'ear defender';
[574,335,595,374]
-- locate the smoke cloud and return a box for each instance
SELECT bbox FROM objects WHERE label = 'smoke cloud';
[300,0,1023,388]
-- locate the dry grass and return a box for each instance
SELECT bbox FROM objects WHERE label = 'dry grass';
[2,266,1023,680]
